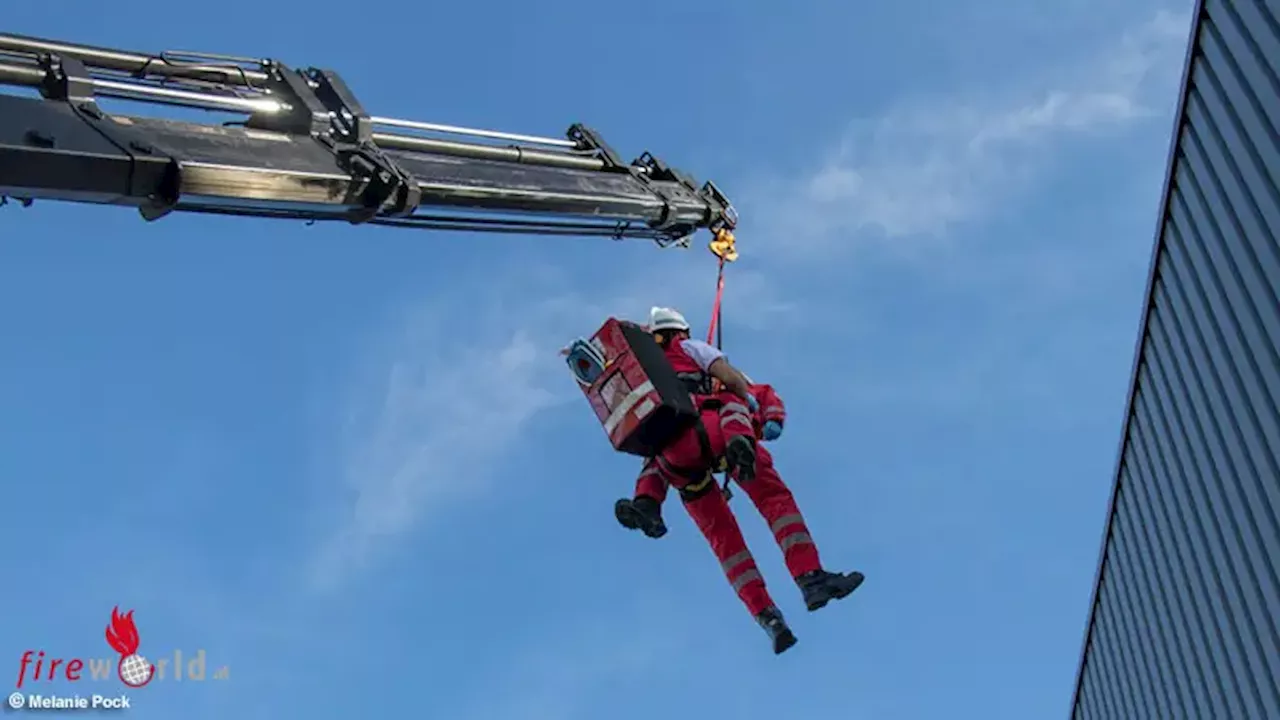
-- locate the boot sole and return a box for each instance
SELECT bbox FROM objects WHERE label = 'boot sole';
[614,502,667,538]
[774,628,798,655]
[725,438,756,482]
[805,572,865,611]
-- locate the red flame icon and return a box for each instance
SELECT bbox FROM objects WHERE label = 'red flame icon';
[105,607,154,688]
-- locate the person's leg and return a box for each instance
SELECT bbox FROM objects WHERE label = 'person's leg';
[715,395,758,481]
[675,472,796,654]
[734,445,866,612]
[656,419,797,654]
[679,476,773,615]
[633,460,669,503]
[737,445,821,578]
[615,459,668,538]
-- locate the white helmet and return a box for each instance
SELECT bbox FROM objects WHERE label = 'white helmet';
[649,306,690,332]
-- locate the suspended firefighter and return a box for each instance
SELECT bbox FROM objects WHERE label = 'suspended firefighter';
[565,306,863,654]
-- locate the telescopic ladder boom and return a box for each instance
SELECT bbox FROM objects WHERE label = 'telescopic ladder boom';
[0,33,737,245]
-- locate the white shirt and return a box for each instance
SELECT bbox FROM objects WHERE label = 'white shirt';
[679,338,725,372]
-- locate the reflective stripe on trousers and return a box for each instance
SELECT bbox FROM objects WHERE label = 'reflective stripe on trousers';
[719,401,754,435]
[771,513,814,553]
[720,549,763,593]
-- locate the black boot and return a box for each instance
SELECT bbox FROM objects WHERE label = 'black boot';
[614,496,667,538]
[798,569,865,611]
[755,606,798,655]
[725,435,757,482]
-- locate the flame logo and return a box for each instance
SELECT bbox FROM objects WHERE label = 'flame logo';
[105,607,140,656]
[104,606,154,688]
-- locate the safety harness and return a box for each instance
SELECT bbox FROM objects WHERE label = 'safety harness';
[660,229,740,503]
[658,358,723,502]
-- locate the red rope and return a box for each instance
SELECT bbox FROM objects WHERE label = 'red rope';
[706,257,726,349]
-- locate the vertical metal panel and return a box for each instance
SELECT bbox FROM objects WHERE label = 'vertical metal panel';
[1070,0,1280,717]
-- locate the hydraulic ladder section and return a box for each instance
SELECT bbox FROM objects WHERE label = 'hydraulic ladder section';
[0,33,737,245]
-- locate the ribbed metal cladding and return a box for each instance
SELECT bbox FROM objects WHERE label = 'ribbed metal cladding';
[1069,0,1280,718]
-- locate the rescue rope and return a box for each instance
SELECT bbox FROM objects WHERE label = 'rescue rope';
[706,229,737,350]
[706,228,738,501]
[707,257,726,349]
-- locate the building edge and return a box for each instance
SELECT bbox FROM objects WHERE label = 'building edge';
[1065,1,1207,715]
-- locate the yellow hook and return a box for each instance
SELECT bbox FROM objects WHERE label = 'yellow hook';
[708,228,738,262]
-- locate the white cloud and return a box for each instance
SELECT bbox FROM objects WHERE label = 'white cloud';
[308,297,567,588]
[747,7,1191,250]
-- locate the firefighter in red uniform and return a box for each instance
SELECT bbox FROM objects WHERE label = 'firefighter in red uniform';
[614,307,864,654]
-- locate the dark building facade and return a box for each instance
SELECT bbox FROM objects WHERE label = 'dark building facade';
[1068,0,1280,718]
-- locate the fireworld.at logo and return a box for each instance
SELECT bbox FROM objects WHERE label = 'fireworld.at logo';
[15,606,230,689]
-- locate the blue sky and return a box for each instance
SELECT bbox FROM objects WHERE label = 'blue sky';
[0,1,1192,718]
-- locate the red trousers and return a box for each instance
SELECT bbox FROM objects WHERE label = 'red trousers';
[640,412,821,616]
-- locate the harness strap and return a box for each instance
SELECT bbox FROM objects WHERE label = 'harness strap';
[695,420,715,468]
[659,416,730,502]
[677,371,715,397]
[695,416,733,501]
[676,473,717,502]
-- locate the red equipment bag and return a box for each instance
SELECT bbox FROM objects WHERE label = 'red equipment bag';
[565,317,698,457]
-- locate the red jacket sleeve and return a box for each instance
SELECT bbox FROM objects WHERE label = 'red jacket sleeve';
[750,384,786,431]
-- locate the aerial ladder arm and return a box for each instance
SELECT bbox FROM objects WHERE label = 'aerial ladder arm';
[0,33,737,245]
